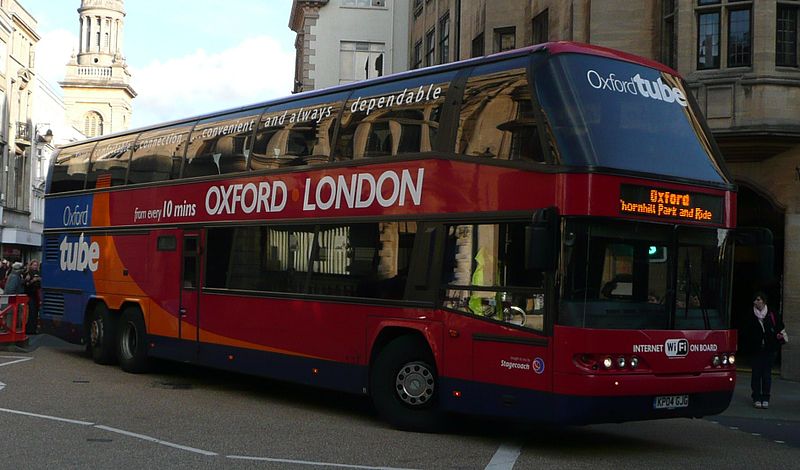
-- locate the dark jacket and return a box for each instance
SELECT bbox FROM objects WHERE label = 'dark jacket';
[748,309,785,353]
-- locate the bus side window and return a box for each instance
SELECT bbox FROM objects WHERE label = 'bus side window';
[50,143,95,193]
[87,135,135,189]
[334,73,452,161]
[456,59,544,162]
[184,109,261,178]
[129,125,190,184]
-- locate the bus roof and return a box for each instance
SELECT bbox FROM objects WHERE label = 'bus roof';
[58,41,679,150]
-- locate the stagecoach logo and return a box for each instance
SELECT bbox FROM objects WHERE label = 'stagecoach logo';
[532,357,545,375]
[665,339,689,358]
[586,69,688,108]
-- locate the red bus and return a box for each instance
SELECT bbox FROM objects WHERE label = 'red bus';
[41,42,737,431]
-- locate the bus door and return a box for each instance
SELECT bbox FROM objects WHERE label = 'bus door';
[179,231,203,343]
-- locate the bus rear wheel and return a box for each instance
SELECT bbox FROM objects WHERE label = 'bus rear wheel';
[88,304,116,365]
[117,307,149,373]
[370,335,443,432]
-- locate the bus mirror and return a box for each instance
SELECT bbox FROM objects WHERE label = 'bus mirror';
[526,207,559,271]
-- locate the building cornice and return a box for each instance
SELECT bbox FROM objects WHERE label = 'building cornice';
[289,0,329,31]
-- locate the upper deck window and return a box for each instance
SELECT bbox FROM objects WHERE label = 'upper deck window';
[184,109,262,178]
[129,124,190,185]
[50,143,95,193]
[334,71,453,160]
[534,53,728,184]
[87,135,134,189]
[455,57,545,162]
[251,92,346,169]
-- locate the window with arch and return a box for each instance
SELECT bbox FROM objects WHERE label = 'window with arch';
[84,111,104,137]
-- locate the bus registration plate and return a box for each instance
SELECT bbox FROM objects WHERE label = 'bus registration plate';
[653,395,689,410]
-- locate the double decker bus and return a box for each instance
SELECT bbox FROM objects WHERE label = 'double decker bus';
[42,42,737,431]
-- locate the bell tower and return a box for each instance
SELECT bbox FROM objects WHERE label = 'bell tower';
[60,0,136,137]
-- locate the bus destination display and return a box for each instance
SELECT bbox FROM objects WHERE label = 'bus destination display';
[619,184,723,224]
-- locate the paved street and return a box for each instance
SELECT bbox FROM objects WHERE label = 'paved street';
[2,336,799,469]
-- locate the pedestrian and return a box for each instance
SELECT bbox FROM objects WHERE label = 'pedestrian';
[4,261,24,295]
[749,291,785,409]
[24,260,42,334]
[0,259,9,289]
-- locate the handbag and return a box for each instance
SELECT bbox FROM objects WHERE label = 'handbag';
[770,312,788,345]
[778,329,789,345]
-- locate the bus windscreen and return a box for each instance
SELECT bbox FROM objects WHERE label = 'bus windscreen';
[535,54,727,184]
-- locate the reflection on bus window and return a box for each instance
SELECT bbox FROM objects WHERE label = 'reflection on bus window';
[87,136,134,189]
[441,222,545,330]
[560,220,732,330]
[205,221,417,300]
[128,125,189,184]
[184,110,260,178]
[456,62,544,162]
[251,96,342,169]
[335,74,450,160]
[50,144,95,193]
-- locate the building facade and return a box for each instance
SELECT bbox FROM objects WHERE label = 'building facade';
[290,0,410,92]
[0,0,41,263]
[60,0,135,138]
[409,0,800,380]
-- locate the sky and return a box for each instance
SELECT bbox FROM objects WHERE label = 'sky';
[23,0,296,129]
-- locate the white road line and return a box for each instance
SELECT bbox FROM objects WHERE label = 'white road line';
[485,443,522,470]
[94,425,218,456]
[0,355,33,367]
[227,455,420,469]
[0,381,4,391]
[0,407,94,426]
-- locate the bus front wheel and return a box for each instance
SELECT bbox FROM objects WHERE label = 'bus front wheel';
[88,304,117,365]
[370,335,443,432]
[117,307,149,373]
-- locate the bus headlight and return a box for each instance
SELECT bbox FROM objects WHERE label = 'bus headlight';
[629,356,639,369]
[602,357,614,369]
[616,356,626,368]
[712,355,721,366]
[728,354,735,366]
[722,354,729,365]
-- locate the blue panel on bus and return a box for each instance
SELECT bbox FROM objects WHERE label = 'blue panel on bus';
[44,194,94,230]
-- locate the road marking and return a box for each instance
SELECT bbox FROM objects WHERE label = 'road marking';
[485,442,522,470]
[0,355,33,367]
[94,425,218,456]
[0,407,94,426]
[0,381,4,391]
[227,455,419,469]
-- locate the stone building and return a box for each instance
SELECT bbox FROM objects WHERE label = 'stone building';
[289,0,410,92]
[409,0,799,380]
[60,0,135,138]
[0,0,40,263]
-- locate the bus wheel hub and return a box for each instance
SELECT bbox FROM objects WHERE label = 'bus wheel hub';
[395,362,434,406]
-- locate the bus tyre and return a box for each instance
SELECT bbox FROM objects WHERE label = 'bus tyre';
[370,336,443,432]
[89,304,117,365]
[117,307,149,374]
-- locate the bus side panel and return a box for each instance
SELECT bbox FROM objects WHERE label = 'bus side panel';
[191,294,375,392]
[109,230,182,338]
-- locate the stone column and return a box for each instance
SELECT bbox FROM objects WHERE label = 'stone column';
[782,213,800,380]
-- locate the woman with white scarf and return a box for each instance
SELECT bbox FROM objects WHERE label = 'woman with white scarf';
[749,292,785,409]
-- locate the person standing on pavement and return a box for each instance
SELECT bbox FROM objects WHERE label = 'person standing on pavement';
[23,259,41,334]
[749,291,785,409]
[4,261,24,295]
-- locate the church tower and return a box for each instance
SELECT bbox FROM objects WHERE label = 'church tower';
[60,0,136,137]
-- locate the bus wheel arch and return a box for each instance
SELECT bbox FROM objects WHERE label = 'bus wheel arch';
[86,300,117,365]
[117,304,149,373]
[369,329,443,432]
